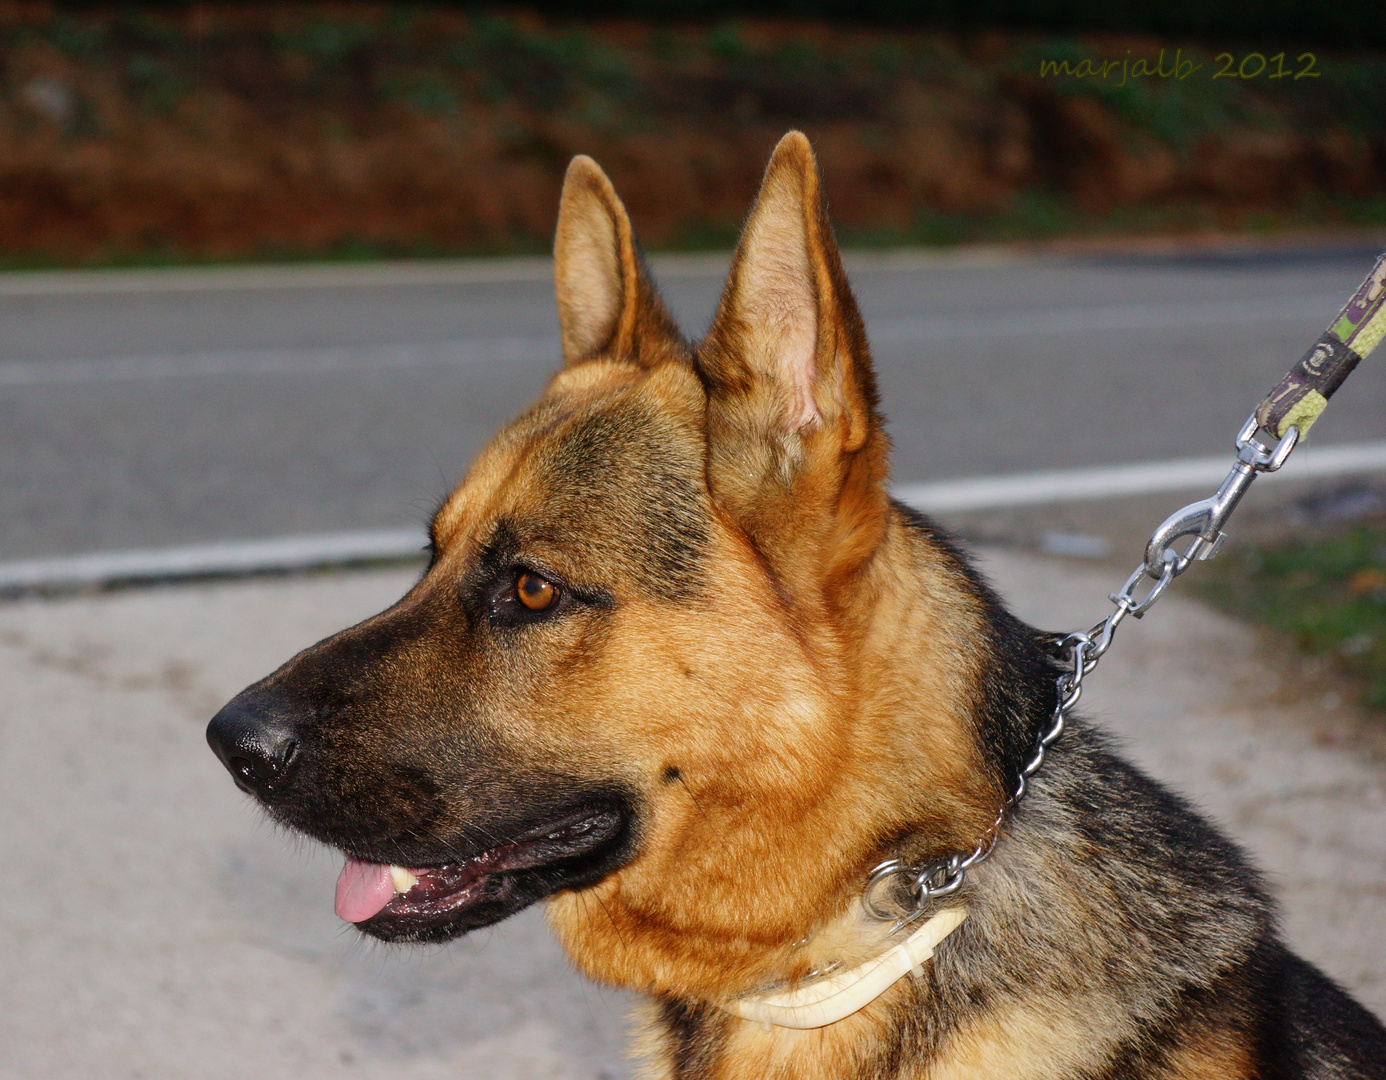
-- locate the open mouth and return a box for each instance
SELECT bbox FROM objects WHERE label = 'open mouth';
[333,803,628,941]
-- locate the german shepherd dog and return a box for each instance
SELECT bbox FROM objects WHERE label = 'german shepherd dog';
[207,132,1386,1078]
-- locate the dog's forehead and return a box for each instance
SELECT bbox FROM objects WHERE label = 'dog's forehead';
[430,363,710,597]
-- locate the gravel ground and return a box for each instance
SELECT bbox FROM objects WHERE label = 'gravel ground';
[1,549,1382,1079]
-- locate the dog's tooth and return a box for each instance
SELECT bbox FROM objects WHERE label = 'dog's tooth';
[389,865,419,893]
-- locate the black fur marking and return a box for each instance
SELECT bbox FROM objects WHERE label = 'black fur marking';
[1251,940,1386,1078]
[662,765,681,783]
[1086,937,1386,1078]
[538,400,709,603]
[659,997,723,1079]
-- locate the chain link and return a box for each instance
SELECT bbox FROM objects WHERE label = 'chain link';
[862,415,1299,927]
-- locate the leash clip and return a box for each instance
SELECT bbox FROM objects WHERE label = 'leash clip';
[1142,415,1298,580]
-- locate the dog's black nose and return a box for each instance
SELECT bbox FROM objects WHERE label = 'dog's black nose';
[207,690,301,797]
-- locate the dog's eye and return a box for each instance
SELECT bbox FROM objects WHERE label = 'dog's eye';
[486,567,574,629]
[516,571,558,612]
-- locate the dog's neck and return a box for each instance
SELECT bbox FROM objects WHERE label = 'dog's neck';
[549,506,1057,1077]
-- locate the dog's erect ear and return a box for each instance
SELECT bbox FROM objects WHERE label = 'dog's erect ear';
[699,132,889,595]
[554,155,684,368]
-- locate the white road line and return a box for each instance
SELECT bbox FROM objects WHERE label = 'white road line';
[0,295,1345,388]
[894,440,1386,512]
[5,441,1385,596]
[0,529,428,595]
[868,294,1341,344]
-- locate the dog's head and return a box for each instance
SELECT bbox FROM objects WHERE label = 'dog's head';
[208,133,1001,998]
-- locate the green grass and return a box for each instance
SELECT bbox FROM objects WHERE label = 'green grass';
[1196,521,1386,710]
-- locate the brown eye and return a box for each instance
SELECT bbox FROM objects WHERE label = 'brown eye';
[516,572,558,611]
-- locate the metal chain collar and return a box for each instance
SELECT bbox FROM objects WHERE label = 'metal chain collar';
[862,414,1300,927]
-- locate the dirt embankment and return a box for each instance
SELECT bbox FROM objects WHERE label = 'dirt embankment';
[1,7,1384,263]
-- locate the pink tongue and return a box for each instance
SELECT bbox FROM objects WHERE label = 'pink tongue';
[334,858,397,923]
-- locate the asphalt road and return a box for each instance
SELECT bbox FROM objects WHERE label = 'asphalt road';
[2,243,1384,562]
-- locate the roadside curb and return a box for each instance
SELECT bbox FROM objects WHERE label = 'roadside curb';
[0,529,427,599]
[6,441,1385,599]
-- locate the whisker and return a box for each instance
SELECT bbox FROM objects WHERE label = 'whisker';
[591,890,630,952]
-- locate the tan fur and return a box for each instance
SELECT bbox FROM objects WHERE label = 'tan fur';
[628,967,1148,1080]
[362,136,997,1010]
[1158,1031,1257,1080]
[221,131,1375,1079]
[922,998,1132,1080]
[553,154,685,369]
[516,137,997,1005]
[543,513,995,998]
[698,134,889,620]
[395,135,1271,1077]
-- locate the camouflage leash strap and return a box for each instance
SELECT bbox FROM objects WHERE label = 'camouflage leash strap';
[1257,253,1386,440]
[864,249,1386,928]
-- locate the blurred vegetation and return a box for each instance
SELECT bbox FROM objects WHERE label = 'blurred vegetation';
[44,1,1386,49]
[0,7,1383,263]
[1198,517,1386,711]
[13,10,1383,133]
